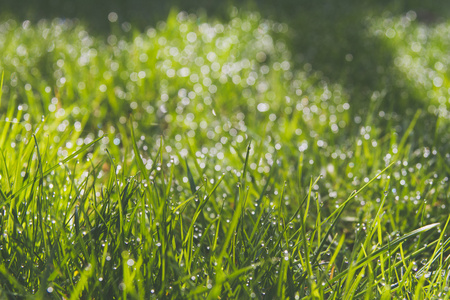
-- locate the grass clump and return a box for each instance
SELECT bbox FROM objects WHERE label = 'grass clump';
[0,8,449,299]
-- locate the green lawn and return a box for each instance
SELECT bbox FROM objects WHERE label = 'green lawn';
[0,5,449,299]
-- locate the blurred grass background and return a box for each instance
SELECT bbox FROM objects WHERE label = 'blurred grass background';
[3,0,450,121]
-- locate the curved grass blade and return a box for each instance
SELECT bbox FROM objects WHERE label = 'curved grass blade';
[129,118,148,180]
[185,157,197,195]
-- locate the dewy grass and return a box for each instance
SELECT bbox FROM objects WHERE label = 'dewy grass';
[0,8,450,299]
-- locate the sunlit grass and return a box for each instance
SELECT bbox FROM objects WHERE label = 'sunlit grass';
[0,8,449,299]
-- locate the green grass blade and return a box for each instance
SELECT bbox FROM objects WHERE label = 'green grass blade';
[185,157,197,195]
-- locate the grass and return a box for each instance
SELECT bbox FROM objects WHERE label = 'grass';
[0,7,450,299]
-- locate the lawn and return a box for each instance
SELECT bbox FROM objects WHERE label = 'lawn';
[0,3,450,299]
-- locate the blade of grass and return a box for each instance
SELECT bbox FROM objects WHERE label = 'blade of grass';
[185,157,197,196]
